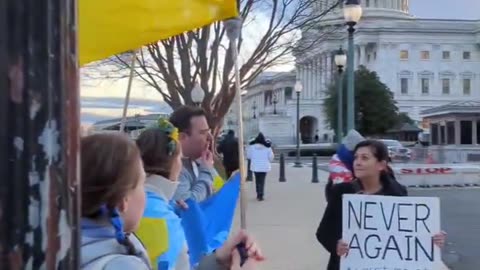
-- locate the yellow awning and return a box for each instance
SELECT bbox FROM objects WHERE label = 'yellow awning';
[79,0,238,66]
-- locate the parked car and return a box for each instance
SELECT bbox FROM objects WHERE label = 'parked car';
[380,139,411,162]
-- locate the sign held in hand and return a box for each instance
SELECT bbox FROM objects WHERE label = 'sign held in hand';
[341,194,442,270]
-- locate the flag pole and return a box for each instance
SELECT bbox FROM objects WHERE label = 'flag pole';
[225,16,246,229]
[119,51,137,133]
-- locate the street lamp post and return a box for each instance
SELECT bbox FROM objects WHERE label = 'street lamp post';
[334,47,347,143]
[344,0,363,131]
[294,80,303,168]
[191,83,205,107]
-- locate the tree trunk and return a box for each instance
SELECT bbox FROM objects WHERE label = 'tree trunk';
[0,0,81,269]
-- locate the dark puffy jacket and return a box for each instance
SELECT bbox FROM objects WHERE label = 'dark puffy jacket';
[316,174,407,270]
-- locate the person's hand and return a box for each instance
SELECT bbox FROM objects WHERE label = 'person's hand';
[336,240,349,257]
[433,231,447,248]
[199,149,214,168]
[215,230,265,266]
[230,248,257,270]
[176,200,189,210]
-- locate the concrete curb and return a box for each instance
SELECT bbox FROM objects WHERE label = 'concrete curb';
[407,183,480,188]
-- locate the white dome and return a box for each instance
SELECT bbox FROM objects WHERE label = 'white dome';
[314,0,410,15]
[363,0,409,13]
[314,0,412,21]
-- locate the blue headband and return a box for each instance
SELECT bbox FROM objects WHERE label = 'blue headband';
[100,205,128,244]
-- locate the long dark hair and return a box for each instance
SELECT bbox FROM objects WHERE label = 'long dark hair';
[253,132,270,147]
[353,139,393,178]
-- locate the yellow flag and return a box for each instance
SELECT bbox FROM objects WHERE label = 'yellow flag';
[136,217,169,269]
[213,174,226,192]
[79,0,238,66]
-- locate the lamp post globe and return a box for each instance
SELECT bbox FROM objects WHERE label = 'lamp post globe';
[191,83,205,106]
[334,47,347,70]
[344,0,363,26]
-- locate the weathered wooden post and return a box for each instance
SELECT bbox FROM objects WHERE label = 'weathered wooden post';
[0,0,80,269]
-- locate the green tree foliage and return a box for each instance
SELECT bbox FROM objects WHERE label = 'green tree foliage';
[323,66,400,136]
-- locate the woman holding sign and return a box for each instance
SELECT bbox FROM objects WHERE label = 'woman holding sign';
[315,140,446,270]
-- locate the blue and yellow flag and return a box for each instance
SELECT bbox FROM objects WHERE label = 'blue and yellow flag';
[137,191,187,270]
[79,0,239,66]
[180,172,240,267]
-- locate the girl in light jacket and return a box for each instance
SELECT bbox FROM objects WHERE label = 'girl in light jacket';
[136,118,265,270]
[247,133,274,201]
[79,132,263,270]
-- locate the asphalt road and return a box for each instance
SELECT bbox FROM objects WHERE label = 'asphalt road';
[409,188,480,270]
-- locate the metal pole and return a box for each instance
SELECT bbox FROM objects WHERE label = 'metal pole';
[119,52,137,133]
[346,23,356,131]
[311,154,319,183]
[279,153,286,182]
[0,0,80,268]
[294,92,302,167]
[226,17,247,229]
[337,68,344,143]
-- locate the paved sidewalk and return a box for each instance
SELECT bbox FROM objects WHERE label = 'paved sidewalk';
[233,164,330,270]
[233,163,450,270]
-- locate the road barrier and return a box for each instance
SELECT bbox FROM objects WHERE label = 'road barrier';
[393,164,480,188]
[311,154,319,183]
[279,153,286,182]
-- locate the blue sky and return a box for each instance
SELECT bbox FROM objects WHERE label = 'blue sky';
[410,0,480,20]
[81,0,479,126]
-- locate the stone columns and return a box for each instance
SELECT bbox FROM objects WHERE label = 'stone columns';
[326,52,332,88]
[437,124,442,145]
[359,44,367,66]
[318,56,324,97]
[307,62,312,99]
[455,120,461,145]
[311,59,317,99]
[312,60,316,98]
[473,120,478,144]
[316,57,321,98]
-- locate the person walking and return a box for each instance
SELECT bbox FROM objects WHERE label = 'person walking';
[247,133,274,201]
[217,130,239,178]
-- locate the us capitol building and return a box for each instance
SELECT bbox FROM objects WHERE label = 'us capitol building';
[226,0,480,145]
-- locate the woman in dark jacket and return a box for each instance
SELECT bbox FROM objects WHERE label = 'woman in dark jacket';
[316,140,446,270]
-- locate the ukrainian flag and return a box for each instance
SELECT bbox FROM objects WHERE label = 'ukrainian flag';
[180,172,241,267]
[212,169,226,192]
[137,191,186,270]
[79,0,239,66]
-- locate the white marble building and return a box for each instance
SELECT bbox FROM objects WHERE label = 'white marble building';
[228,0,480,145]
[225,71,303,145]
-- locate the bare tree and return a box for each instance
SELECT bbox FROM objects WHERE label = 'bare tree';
[84,0,341,136]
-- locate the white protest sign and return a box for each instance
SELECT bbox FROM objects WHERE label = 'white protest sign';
[341,194,441,270]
